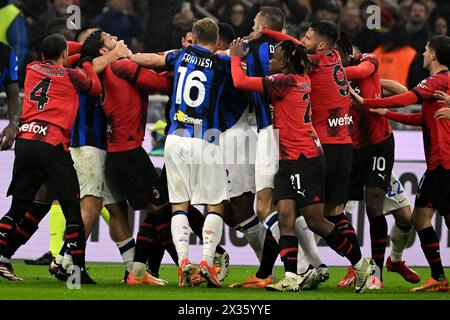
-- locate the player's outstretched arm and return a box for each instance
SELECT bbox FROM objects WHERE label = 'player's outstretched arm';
[69,61,102,96]
[110,59,171,94]
[230,38,264,93]
[67,41,82,55]
[384,110,423,126]
[345,61,376,80]
[92,40,131,74]
[129,52,167,69]
[381,79,408,96]
[263,28,303,46]
[358,90,419,109]
[0,82,21,150]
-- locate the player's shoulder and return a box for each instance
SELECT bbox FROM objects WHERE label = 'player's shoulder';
[417,71,449,89]
[358,53,378,64]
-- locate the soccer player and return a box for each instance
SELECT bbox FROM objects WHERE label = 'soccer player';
[216,22,265,266]
[232,7,327,289]
[351,35,450,292]
[127,18,231,288]
[333,34,419,288]
[230,37,374,293]
[0,41,20,151]
[79,29,173,286]
[50,28,137,281]
[0,34,101,283]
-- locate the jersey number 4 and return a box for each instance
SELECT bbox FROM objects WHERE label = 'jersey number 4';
[30,77,52,111]
[175,66,206,108]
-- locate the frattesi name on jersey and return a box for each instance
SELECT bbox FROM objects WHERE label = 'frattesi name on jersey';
[181,53,213,68]
[328,114,353,127]
[19,122,48,135]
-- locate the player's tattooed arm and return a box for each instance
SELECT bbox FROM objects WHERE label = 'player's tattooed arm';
[381,79,408,97]
[92,40,131,73]
[128,52,167,69]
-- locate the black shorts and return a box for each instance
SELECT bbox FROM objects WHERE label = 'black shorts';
[348,134,395,200]
[105,147,168,210]
[415,166,450,215]
[322,143,353,206]
[7,139,80,201]
[274,154,325,208]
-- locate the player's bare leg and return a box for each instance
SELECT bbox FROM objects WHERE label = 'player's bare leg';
[410,207,448,292]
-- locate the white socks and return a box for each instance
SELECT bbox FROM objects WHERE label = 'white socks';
[235,214,265,261]
[202,213,224,266]
[116,237,135,272]
[171,213,191,265]
[295,216,323,267]
[390,223,412,263]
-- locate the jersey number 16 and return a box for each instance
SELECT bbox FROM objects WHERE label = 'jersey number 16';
[175,66,206,108]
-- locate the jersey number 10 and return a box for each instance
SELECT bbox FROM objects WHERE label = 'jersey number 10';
[175,66,207,108]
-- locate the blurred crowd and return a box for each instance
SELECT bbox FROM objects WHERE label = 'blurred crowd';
[1,0,450,89]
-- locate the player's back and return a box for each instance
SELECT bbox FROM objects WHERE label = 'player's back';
[349,53,392,149]
[166,45,230,139]
[412,71,450,169]
[245,36,277,130]
[19,61,86,147]
[309,50,352,144]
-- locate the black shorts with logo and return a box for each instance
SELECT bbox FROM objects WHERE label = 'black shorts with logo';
[415,166,450,215]
[7,138,80,201]
[322,143,353,206]
[105,146,168,210]
[348,134,395,200]
[274,154,325,208]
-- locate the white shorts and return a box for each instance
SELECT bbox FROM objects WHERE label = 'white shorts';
[164,135,229,205]
[255,125,279,192]
[345,173,410,214]
[220,113,257,198]
[69,146,121,205]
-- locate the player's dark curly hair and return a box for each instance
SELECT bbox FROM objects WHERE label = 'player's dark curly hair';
[278,40,310,75]
[80,28,104,59]
[337,30,353,58]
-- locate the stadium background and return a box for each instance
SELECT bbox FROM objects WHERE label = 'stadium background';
[0,0,449,267]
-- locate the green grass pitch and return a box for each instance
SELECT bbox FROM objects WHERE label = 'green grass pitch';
[0,261,449,300]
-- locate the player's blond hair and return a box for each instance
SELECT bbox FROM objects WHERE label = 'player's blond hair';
[192,18,218,45]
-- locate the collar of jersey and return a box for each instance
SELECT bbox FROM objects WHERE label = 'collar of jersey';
[191,44,212,53]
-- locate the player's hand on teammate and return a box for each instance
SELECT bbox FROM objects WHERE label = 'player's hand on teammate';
[0,122,17,150]
[434,90,450,106]
[369,108,388,116]
[434,107,450,120]
[230,38,249,58]
[244,24,264,42]
[349,86,364,107]
[113,40,132,59]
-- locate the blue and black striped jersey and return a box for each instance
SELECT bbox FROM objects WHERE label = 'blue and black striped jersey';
[0,42,18,90]
[245,36,277,130]
[70,92,107,149]
[165,45,230,141]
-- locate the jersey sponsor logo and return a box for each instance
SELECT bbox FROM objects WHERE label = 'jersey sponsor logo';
[19,122,48,136]
[327,114,353,128]
[173,110,203,125]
